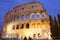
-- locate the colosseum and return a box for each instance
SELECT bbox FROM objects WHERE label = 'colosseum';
[2,2,52,40]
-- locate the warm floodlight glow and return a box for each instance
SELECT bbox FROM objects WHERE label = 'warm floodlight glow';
[7,24,12,33]
[37,23,41,28]
[2,2,52,40]
[44,32,48,37]
[32,23,35,28]
[44,22,47,28]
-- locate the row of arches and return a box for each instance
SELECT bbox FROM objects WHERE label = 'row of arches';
[13,23,29,30]
[7,13,46,23]
[6,33,41,39]
[12,22,47,30]
[6,32,49,39]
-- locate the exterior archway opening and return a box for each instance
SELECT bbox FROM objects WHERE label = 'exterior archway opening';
[26,23,29,28]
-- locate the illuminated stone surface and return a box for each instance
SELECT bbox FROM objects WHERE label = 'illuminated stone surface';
[2,2,52,39]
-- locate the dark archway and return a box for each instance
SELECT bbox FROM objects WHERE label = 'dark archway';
[13,25,15,30]
[21,24,24,29]
[28,36,32,40]
[16,25,19,29]
[24,36,27,40]
[26,23,29,28]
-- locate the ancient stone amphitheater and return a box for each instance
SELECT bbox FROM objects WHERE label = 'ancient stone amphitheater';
[2,2,52,40]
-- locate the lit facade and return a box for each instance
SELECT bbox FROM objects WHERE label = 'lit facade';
[2,2,51,39]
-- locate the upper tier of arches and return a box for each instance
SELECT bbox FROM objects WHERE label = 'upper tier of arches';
[5,2,44,19]
[4,2,48,24]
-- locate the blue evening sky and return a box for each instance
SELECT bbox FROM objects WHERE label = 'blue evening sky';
[0,0,60,33]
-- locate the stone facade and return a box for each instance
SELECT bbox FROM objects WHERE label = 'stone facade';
[2,2,51,39]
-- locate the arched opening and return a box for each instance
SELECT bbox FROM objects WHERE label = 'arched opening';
[13,25,15,30]
[42,13,45,19]
[22,8,24,10]
[26,23,29,28]
[14,17,17,21]
[37,23,41,28]
[21,15,24,20]
[38,33,40,37]
[36,13,40,19]
[26,14,30,19]
[12,17,16,22]
[44,22,47,28]
[16,25,19,29]
[24,36,27,40]
[32,23,35,28]
[17,16,20,21]
[31,14,35,19]
[33,34,36,38]
[21,24,24,29]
